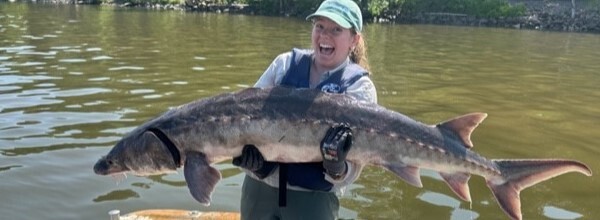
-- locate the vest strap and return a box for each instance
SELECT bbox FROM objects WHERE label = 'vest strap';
[278,164,287,207]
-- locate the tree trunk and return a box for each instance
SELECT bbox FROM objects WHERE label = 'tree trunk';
[571,0,576,18]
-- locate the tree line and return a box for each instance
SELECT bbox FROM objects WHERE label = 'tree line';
[104,0,600,20]
[215,0,528,19]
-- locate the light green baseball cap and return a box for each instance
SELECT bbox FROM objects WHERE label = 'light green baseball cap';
[306,0,363,32]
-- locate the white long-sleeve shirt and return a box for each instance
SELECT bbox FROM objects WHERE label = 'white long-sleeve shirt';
[247,51,378,194]
[255,52,377,103]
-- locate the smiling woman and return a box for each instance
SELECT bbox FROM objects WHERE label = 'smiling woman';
[238,0,379,219]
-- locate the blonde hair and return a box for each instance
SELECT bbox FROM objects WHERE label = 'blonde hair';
[350,32,371,74]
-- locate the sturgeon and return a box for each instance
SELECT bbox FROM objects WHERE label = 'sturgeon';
[93,86,591,220]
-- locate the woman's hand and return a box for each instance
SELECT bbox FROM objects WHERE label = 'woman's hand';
[320,123,353,179]
[233,145,277,179]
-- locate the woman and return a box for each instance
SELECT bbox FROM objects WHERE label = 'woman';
[232,0,377,219]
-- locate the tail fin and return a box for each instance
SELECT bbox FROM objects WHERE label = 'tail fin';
[486,159,592,220]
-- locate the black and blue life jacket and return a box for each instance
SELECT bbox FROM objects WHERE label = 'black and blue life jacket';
[279,48,368,191]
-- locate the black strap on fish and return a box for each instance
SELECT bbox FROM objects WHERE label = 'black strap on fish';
[279,164,287,207]
[147,127,181,167]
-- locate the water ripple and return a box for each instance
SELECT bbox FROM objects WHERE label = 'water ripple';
[88,77,110,81]
[86,47,102,52]
[0,93,63,109]
[0,75,62,85]
[59,59,87,63]
[16,51,58,56]
[52,88,112,97]
[0,85,21,92]
[92,55,113,60]
[49,45,83,51]
[4,61,47,67]
[0,45,36,52]
[108,66,145,71]
[0,111,123,140]
[21,35,45,40]
[129,89,155,94]
[0,135,122,156]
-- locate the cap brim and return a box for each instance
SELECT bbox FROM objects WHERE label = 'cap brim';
[306,11,352,29]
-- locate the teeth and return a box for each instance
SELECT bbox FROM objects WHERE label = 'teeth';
[320,44,333,48]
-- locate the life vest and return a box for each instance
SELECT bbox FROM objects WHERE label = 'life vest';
[279,48,368,191]
[281,48,368,93]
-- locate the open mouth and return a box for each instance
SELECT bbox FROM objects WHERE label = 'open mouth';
[319,43,334,56]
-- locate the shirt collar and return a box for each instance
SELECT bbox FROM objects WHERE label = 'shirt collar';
[313,56,351,78]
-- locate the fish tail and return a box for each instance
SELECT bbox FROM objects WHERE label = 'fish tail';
[486,159,592,220]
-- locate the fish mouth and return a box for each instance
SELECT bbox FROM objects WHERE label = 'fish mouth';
[94,157,173,177]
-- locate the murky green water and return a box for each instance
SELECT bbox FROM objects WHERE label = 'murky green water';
[1,3,598,220]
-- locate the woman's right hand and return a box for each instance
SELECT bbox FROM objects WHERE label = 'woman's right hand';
[232,145,278,179]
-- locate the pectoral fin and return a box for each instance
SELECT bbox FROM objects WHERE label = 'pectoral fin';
[184,151,221,205]
[383,164,422,187]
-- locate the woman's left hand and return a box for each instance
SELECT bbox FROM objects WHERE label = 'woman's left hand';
[320,123,353,179]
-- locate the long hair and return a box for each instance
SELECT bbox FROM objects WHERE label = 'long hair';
[350,31,371,74]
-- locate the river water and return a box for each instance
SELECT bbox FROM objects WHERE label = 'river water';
[1,3,598,220]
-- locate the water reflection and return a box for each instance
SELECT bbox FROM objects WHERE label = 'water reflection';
[543,206,584,219]
[93,189,140,202]
[147,174,187,187]
[418,191,480,220]
[0,164,22,172]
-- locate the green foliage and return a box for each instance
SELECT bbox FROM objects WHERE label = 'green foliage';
[244,0,524,19]
[105,0,181,5]
[401,0,526,18]
[247,0,321,16]
[213,0,244,4]
[366,0,405,17]
[246,0,279,15]
[584,0,600,8]
[97,0,527,18]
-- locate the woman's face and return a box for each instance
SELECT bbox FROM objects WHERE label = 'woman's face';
[311,17,359,70]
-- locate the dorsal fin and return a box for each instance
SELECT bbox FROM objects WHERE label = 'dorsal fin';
[437,113,487,148]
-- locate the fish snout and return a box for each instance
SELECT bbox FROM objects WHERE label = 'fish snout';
[93,156,127,175]
[93,157,110,175]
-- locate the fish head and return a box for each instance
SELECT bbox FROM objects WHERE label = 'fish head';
[94,129,180,177]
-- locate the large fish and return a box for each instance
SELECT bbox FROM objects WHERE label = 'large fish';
[94,86,591,220]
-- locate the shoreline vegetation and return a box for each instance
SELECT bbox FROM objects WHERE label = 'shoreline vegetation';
[12,0,600,33]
